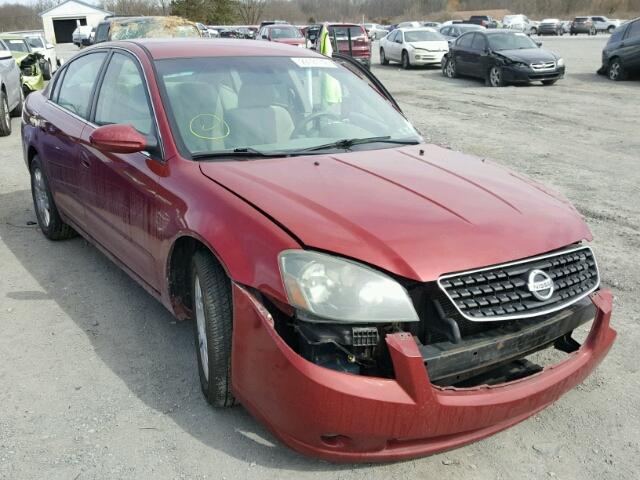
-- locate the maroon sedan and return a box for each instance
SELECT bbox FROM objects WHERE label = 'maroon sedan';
[21,39,615,462]
[258,24,305,47]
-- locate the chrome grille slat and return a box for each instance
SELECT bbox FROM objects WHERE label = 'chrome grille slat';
[438,246,600,321]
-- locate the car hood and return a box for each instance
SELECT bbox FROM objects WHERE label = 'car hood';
[409,40,449,50]
[496,48,557,63]
[199,144,591,281]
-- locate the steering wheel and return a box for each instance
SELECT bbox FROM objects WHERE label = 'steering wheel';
[292,112,343,138]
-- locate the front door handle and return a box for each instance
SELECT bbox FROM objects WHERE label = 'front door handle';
[80,151,91,169]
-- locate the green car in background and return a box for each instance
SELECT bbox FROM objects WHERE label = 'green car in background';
[0,34,45,94]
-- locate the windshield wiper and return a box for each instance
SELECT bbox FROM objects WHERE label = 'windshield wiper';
[299,136,420,153]
[191,147,286,160]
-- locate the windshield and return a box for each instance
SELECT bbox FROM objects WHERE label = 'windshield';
[156,56,421,158]
[269,27,302,39]
[488,32,537,50]
[26,36,44,48]
[4,39,29,53]
[404,30,444,42]
[111,18,200,40]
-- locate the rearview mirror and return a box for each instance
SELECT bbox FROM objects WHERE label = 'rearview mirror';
[89,124,154,154]
[0,49,12,60]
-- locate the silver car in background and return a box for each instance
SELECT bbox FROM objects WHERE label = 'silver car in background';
[379,27,449,69]
[0,40,24,136]
[364,23,389,40]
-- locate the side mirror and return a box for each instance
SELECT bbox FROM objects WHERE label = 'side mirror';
[536,41,542,47]
[262,35,268,40]
[0,49,12,60]
[89,124,153,154]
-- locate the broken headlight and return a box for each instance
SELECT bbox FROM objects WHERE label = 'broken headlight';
[278,250,419,323]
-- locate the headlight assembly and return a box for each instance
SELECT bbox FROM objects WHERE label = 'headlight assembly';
[278,250,419,323]
[557,58,565,67]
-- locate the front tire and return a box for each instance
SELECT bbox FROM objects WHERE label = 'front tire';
[542,79,557,85]
[191,250,235,408]
[10,87,24,118]
[30,156,77,240]
[42,60,52,81]
[380,48,389,65]
[444,57,458,78]
[401,50,410,69]
[0,90,11,136]
[488,66,505,87]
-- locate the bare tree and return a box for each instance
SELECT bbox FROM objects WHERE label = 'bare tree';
[237,0,267,24]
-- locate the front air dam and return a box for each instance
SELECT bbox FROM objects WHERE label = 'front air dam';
[230,285,616,463]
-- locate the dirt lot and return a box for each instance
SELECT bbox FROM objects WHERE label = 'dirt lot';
[0,37,638,479]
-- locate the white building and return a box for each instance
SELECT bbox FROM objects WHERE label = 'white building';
[40,0,112,45]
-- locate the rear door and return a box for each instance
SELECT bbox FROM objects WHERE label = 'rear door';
[468,33,489,78]
[79,50,163,290]
[41,51,108,227]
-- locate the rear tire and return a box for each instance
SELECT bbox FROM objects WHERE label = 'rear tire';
[42,60,52,81]
[0,91,11,136]
[608,58,627,81]
[607,26,615,34]
[30,156,77,240]
[488,66,505,87]
[380,48,389,65]
[191,250,235,408]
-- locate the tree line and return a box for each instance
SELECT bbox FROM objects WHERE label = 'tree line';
[2,0,639,33]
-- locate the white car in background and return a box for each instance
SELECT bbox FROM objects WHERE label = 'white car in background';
[21,34,59,80]
[0,40,24,136]
[72,25,92,47]
[379,27,449,69]
[591,16,622,33]
[364,23,388,40]
[502,14,538,35]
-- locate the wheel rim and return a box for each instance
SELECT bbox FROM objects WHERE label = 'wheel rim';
[490,67,501,86]
[447,60,455,77]
[3,97,9,127]
[194,275,209,381]
[33,168,51,227]
[609,62,620,80]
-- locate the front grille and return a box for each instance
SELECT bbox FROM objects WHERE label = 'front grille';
[438,246,599,321]
[531,61,556,71]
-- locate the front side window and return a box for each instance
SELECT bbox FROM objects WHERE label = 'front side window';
[156,56,421,157]
[95,53,154,136]
[56,52,107,118]
[26,36,44,49]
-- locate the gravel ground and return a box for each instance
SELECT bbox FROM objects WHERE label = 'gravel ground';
[0,38,638,479]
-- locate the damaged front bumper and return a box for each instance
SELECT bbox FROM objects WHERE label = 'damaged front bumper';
[231,285,616,462]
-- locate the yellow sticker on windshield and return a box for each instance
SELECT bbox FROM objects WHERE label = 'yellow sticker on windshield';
[291,57,337,68]
[189,114,230,140]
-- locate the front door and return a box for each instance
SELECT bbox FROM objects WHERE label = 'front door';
[79,51,163,290]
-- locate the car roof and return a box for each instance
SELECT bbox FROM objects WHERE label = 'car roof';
[110,38,323,60]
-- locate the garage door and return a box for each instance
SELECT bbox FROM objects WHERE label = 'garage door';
[53,18,87,43]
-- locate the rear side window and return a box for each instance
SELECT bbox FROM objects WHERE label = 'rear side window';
[626,20,640,39]
[471,33,486,50]
[95,23,109,43]
[56,52,107,119]
[94,53,154,136]
[457,33,474,48]
[330,26,366,39]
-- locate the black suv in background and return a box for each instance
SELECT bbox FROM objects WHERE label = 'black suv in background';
[570,17,597,35]
[598,17,640,80]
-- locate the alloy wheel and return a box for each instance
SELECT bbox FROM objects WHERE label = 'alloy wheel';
[446,59,456,78]
[609,61,621,80]
[33,168,51,227]
[194,275,209,381]
[490,67,502,87]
